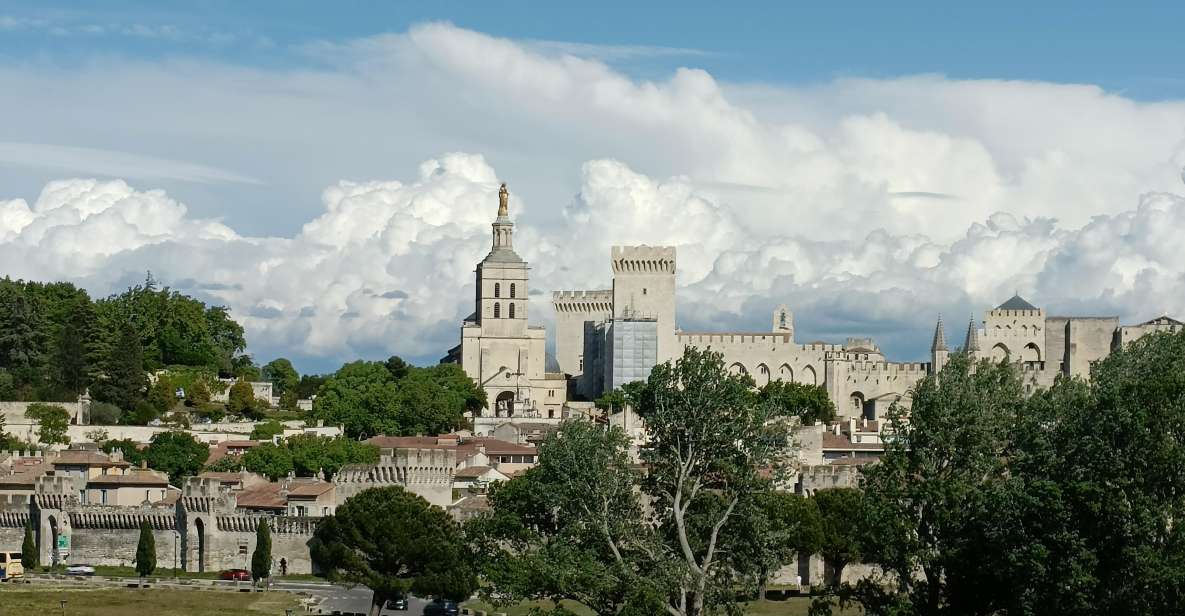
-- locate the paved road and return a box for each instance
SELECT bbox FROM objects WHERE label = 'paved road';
[281,581,430,615]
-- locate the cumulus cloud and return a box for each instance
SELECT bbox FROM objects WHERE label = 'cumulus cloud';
[2,23,1185,369]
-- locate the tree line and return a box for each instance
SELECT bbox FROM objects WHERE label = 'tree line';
[311,329,1185,616]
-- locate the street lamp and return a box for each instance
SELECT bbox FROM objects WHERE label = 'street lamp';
[173,531,179,579]
[59,599,67,616]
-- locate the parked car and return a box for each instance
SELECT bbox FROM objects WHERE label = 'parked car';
[383,594,408,611]
[65,564,96,576]
[219,568,251,581]
[421,599,459,616]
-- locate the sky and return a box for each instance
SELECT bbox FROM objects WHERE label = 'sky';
[2,2,1185,374]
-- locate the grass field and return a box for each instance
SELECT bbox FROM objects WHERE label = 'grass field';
[463,597,862,615]
[0,587,300,615]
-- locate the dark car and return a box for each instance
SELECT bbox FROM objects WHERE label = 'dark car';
[421,599,459,616]
[383,594,408,611]
[219,568,251,581]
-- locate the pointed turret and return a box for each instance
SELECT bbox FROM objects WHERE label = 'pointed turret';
[930,315,948,352]
[930,315,950,374]
[964,315,980,353]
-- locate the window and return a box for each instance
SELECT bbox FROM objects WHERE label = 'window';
[579,357,584,371]
[239,545,248,555]
[101,490,108,505]
[494,282,500,298]
[509,303,516,319]
[510,283,516,298]
[643,288,647,295]
[80,490,87,504]
[493,302,500,318]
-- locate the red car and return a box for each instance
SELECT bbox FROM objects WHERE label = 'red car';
[220,569,251,581]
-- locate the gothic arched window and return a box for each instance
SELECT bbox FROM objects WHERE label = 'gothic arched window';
[509,303,516,319]
[494,302,501,318]
[494,283,501,298]
[510,283,516,298]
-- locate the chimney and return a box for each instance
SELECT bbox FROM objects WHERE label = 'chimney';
[848,417,856,436]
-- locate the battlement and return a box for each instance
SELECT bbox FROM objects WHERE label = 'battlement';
[0,511,30,528]
[552,289,614,313]
[335,447,456,486]
[988,308,1045,318]
[215,514,319,535]
[678,332,836,350]
[611,245,676,274]
[0,494,32,511]
[69,509,177,530]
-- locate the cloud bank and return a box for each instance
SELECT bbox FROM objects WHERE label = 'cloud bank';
[2,23,1184,370]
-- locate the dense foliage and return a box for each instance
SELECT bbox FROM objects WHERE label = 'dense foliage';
[251,519,271,583]
[312,359,485,439]
[758,380,837,425]
[213,434,378,481]
[311,486,476,616]
[142,431,209,484]
[135,520,156,577]
[478,348,792,616]
[25,403,71,445]
[0,275,250,417]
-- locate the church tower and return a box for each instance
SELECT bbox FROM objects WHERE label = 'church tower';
[474,183,528,336]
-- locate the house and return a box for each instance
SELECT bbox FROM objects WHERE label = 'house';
[233,477,336,517]
[206,440,263,465]
[82,463,176,506]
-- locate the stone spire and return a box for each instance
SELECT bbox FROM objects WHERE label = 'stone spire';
[930,315,947,352]
[964,315,980,352]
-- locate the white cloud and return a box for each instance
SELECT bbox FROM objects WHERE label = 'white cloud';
[2,23,1185,369]
[0,142,264,185]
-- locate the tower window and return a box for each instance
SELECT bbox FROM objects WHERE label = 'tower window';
[494,283,500,298]
[494,302,501,318]
[510,283,516,298]
[643,288,647,295]
[509,303,516,319]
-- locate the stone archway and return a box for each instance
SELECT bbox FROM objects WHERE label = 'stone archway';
[801,365,818,386]
[48,515,60,566]
[495,391,516,417]
[755,364,771,387]
[195,518,206,573]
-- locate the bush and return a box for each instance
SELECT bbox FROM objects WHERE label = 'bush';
[127,401,160,426]
[88,402,122,425]
[25,403,71,445]
[250,420,285,441]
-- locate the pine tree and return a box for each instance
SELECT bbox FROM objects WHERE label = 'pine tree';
[251,518,271,584]
[0,293,49,390]
[22,523,38,570]
[135,520,156,578]
[52,299,96,397]
[93,320,147,412]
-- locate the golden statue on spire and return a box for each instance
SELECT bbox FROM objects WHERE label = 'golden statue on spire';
[497,183,509,217]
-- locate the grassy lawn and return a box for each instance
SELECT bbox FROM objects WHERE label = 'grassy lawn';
[34,564,322,582]
[0,587,300,615]
[463,597,861,615]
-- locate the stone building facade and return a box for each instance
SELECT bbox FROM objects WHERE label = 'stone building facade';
[0,446,455,574]
[554,246,1183,421]
[445,185,570,434]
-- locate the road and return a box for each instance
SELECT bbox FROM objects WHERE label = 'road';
[275,580,431,614]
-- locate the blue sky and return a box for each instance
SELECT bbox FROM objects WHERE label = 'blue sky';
[2,3,1185,374]
[4,2,1185,99]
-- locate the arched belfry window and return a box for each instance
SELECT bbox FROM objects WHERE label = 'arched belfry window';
[509,303,516,319]
[510,283,516,298]
[494,283,501,298]
[493,302,501,318]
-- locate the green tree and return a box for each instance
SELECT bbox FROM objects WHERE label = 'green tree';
[633,347,793,616]
[279,389,299,413]
[752,491,823,593]
[262,358,300,395]
[147,374,177,415]
[0,291,49,392]
[100,438,145,466]
[251,518,271,583]
[185,377,212,406]
[0,369,14,400]
[228,379,263,419]
[25,403,70,445]
[250,420,285,441]
[22,523,38,569]
[384,355,410,380]
[393,365,481,436]
[759,380,837,425]
[313,361,401,439]
[88,402,122,425]
[143,431,209,483]
[242,442,294,480]
[475,420,665,616]
[813,488,864,588]
[287,434,378,480]
[91,320,147,411]
[854,354,1032,616]
[135,520,156,577]
[295,374,327,400]
[205,454,245,472]
[50,297,96,398]
[311,486,477,616]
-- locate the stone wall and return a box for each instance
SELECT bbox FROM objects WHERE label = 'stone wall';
[198,515,317,574]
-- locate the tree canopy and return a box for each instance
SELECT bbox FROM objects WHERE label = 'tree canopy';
[758,380,836,425]
[143,431,209,484]
[311,486,476,616]
[25,403,71,445]
[312,360,484,439]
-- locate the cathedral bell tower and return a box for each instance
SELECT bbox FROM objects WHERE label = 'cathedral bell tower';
[474,183,528,335]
